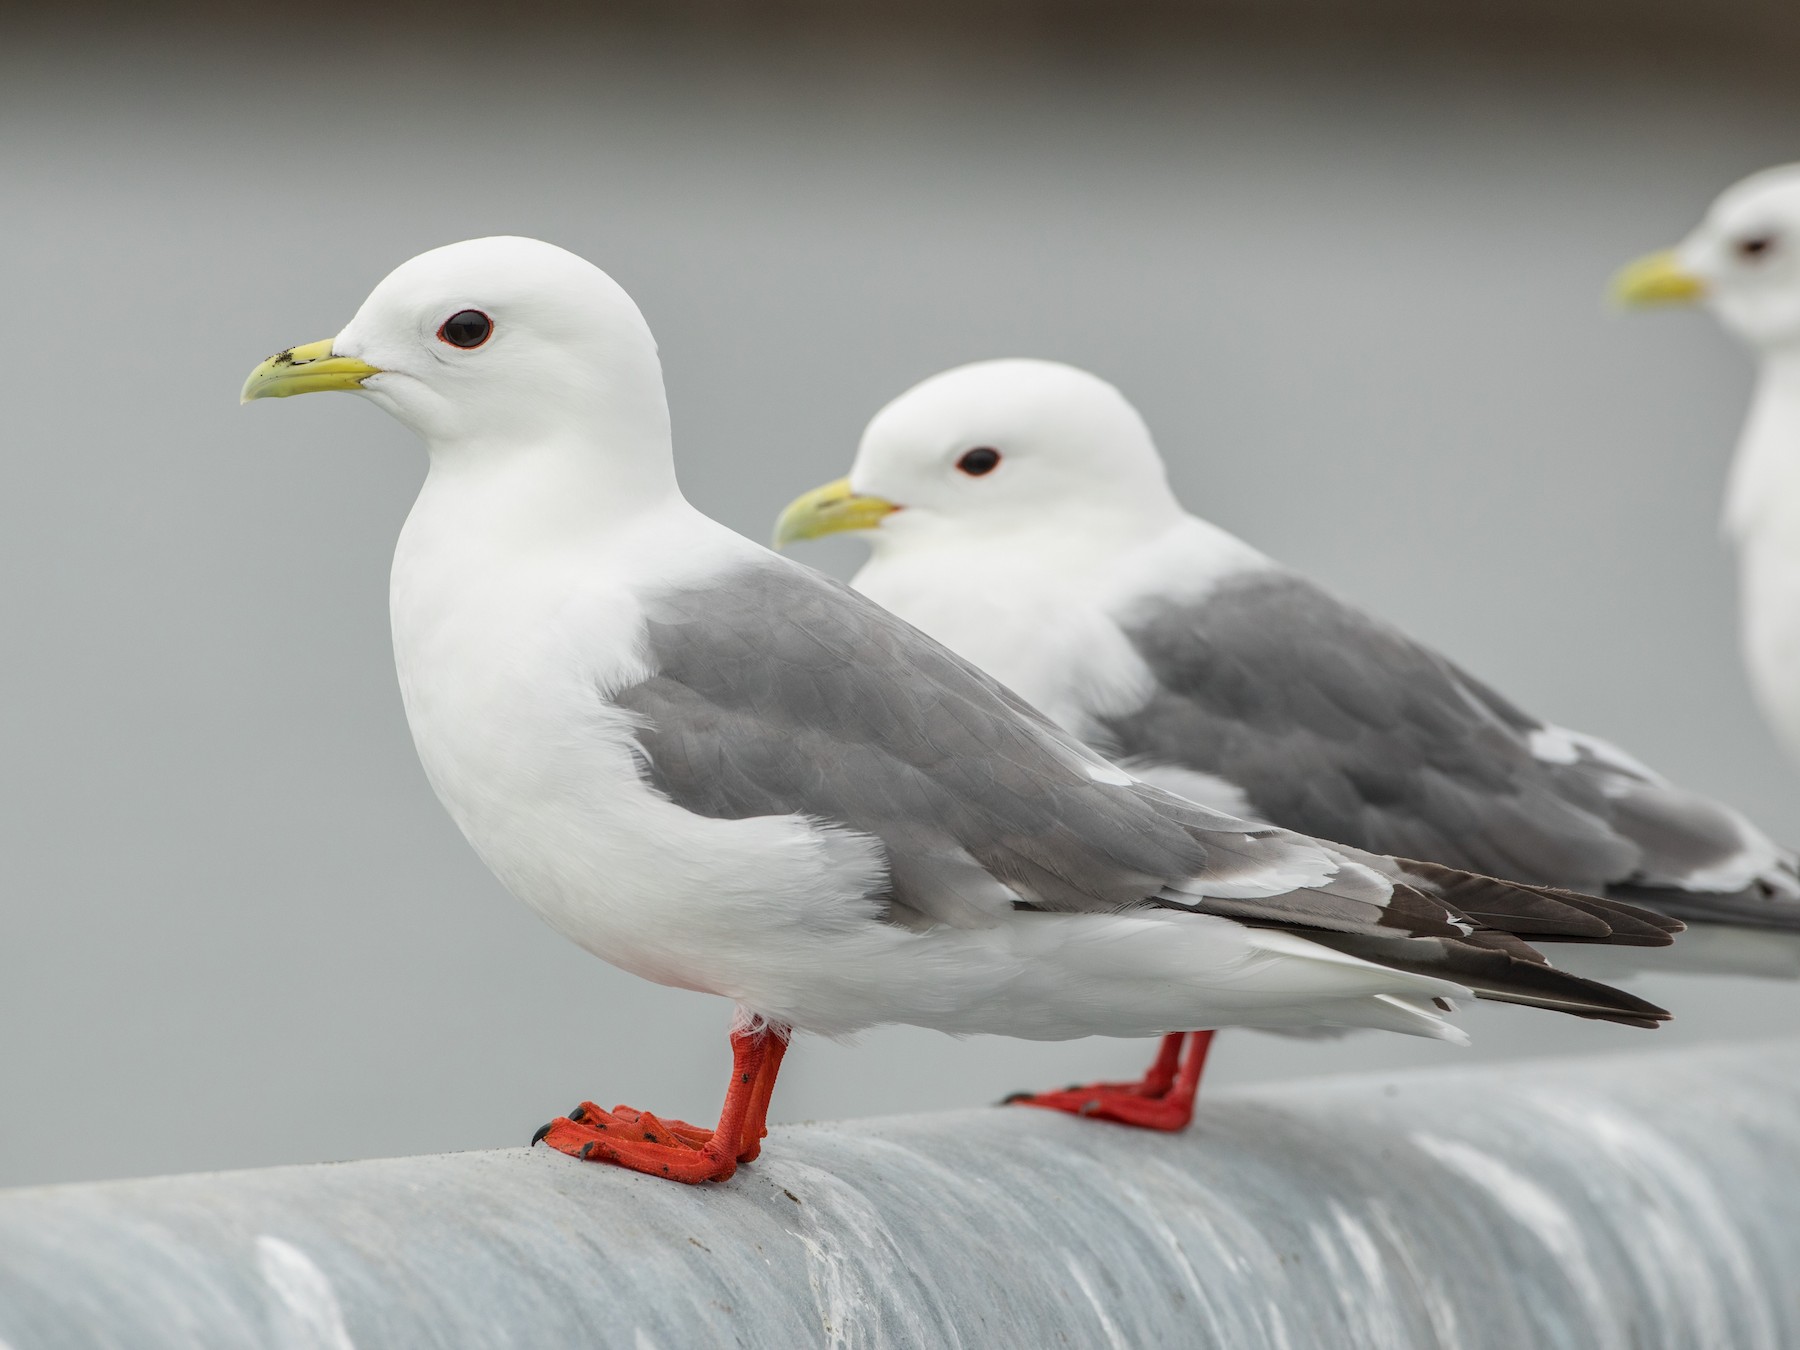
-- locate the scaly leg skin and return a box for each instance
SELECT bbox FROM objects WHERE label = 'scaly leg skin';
[1003,1030,1215,1132]
[733,1029,788,1164]
[532,1024,792,1183]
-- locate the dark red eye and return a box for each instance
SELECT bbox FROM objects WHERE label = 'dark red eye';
[438,309,493,349]
[1738,234,1779,260]
[956,447,1002,477]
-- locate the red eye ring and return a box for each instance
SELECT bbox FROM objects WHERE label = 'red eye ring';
[437,309,494,349]
[956,447,1002,477]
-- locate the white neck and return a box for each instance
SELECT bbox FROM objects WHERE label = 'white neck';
[850,502,1252,729]
[415,427,686,556]
[1726,347,1800,544]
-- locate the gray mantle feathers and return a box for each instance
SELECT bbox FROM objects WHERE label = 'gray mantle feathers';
[1099,570,1800,927]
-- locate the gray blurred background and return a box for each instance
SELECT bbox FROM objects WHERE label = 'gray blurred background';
[4,6,1799,1188]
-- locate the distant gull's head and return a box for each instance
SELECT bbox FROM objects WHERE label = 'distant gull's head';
[243,236,671,457]
[773,358,1181,557]
[1614,163,1800,351]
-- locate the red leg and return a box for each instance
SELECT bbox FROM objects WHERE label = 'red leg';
[734,1028,788,1164]
[533,1024,792,1183]
[1004,1030,1216,1132]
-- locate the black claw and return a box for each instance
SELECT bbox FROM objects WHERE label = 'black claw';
[579,1142,596,1160]
[530,1122,553,1147]
[568,1105,588,1124]
[1000,1091,1035,1104]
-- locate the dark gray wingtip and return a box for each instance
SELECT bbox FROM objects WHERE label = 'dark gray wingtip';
[1398,859,1683,947]
[1299,930,1672,1029]
[1610,881,1800,934]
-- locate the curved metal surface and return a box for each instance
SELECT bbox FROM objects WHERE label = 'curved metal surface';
[1,1039,1797,1349]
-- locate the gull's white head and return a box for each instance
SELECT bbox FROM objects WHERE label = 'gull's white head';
[243,236,672,460]
[1615,164,1800,352]
[773,358,1183,556]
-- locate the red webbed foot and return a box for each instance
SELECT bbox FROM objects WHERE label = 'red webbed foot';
[1004,1084,1198,1131]
[574,1103,716,1148]
[536,1109,744,1182]
[1004,1030,1215,1133]
[531,1023,790,1184]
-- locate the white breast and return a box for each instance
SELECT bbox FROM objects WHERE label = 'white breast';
[853,514,1268,739]
[854,551,1143,730]
[388,482,888,1003]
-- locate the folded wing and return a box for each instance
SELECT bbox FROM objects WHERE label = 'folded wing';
[1094,569,1800,929]
[615,556,1673,1027]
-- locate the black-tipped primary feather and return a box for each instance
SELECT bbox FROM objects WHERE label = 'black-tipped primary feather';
[1300,932,1671,1029]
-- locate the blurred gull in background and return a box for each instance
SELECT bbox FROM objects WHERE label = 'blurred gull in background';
[1618,165,1800,776]
[775,358,1800,955]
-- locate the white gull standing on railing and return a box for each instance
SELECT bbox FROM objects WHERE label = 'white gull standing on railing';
[243,237,1671,1184]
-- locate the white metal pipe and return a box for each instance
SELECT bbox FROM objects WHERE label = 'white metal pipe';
[1,1038,1796,1349]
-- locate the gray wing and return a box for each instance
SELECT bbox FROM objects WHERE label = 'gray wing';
[610,553,1673,1025]
[1095,570,1800,925]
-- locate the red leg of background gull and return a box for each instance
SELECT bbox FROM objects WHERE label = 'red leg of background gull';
[1004,1032,1184,1105]
[1004,1030,1216,1132]
[533,1024,792,1183]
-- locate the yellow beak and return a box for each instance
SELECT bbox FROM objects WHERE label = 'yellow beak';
[241,338,383,403]
[1610,249,1707,308]
[772,477,900,549]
